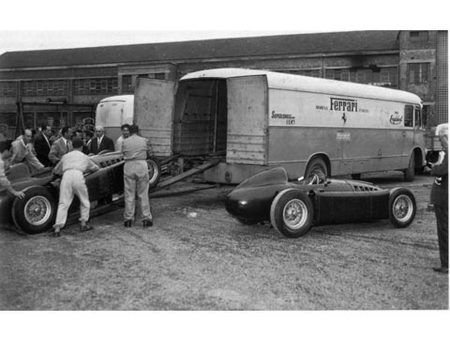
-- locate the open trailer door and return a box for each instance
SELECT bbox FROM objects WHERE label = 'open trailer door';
[226,75,268,165]
[134,78,176,157]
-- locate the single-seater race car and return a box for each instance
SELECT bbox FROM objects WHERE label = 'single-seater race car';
[0,151,160,234]
[225,167,416,238]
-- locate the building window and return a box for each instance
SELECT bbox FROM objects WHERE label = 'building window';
[21,80,68,96]
[122,75,134,94]
[409,31,429,42]
[325,67,397,88]
[0,112,16,126]
[154,72,166,80]
[0,81,17,97]
[73,77,118,95]
[408,63,430,84]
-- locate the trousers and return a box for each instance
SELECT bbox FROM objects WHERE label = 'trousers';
[123,160,152,221]
[435,205,448,268]
[54,169,90,229]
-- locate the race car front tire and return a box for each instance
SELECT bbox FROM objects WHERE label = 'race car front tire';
[270,189,314,238]
[389,188,416,228]
[12,186,57,234]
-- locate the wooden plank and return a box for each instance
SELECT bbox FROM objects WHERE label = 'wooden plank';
[153,159,220,191]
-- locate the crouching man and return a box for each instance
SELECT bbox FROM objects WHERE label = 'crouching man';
[52,138,100,237]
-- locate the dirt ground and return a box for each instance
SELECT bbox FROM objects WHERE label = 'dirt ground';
[0,172,448,310]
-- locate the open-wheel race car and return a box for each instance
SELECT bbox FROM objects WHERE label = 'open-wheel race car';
[0,151,161,234]
[225,167,417,238]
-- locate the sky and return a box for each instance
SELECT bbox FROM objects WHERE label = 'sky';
[0,30,321,56]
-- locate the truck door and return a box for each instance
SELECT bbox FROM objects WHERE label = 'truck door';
[226,75,268,165]
[134,78,176,157]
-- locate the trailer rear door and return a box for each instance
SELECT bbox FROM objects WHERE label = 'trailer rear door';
[134,78,176,157]
[226,75,268,165]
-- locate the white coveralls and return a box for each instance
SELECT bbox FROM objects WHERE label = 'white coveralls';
[53,150,99,229]
[122,134,152,222]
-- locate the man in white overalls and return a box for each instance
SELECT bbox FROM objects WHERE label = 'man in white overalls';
[122,124,153,228]
[52,138,100,236]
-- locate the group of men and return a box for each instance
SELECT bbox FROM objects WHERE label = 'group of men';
[0,121,447,273]
[0,122,153,237]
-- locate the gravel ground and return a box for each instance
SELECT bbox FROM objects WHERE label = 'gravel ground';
[0,173,447,310]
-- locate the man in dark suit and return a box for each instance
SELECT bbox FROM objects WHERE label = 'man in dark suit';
[89,126,115,155]
[34,125,53,167]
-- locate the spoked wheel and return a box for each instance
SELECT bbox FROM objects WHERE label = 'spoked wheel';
[389,188,416,228]
[147,157,161,188]
[12,186,57,234]
[270,189,314,238]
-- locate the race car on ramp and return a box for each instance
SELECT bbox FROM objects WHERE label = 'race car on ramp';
[225,167,417,238]
[0,151,160,234]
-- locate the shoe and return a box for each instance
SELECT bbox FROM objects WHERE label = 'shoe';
[143,219,153,228]
[124,220,132,228]
[433,267,449,273]
[80,225,93,232]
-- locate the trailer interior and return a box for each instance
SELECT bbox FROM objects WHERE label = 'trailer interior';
[173,79,228,157]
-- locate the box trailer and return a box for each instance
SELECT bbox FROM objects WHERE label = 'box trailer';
[134,68,426,184]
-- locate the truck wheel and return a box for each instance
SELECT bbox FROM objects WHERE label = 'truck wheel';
[305,157,328,180]
[270,189,314,238]
[389,188,416,228]
[12,186,57,234]
[404,153,415,182]
[148,158,161,188]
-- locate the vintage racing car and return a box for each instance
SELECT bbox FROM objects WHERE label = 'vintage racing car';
[0,151,160,234]
[225,167,417,238]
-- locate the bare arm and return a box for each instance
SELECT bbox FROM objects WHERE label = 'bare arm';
[87,159,100,173]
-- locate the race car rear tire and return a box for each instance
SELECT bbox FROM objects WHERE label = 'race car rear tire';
[270,189,314,238]
[12,186,57,234]
[147,157,161,188]
[389,188,416,228]
[305,157,328,181]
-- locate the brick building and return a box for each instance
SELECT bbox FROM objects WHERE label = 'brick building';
[0,30,447,138]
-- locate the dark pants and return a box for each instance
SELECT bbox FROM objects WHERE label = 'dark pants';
[435,205,448,268]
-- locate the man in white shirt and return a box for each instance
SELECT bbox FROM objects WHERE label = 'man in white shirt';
[52,138,100,236]
[115,124,130,152]
[10,129,45,173]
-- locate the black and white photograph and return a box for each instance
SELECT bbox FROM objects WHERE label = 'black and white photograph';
[0,1,448,337]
